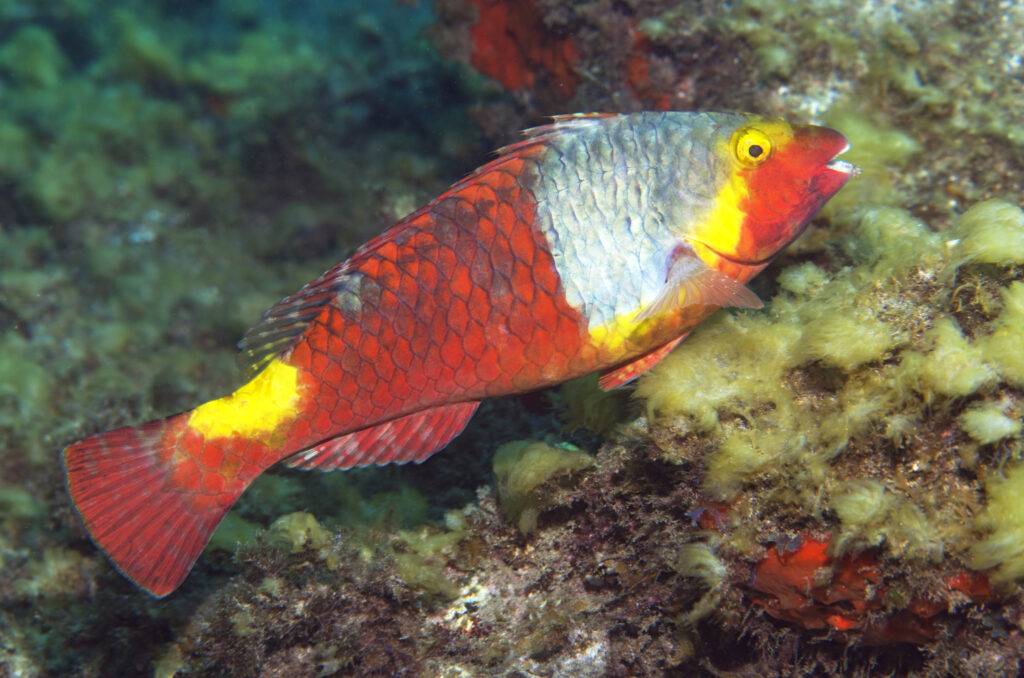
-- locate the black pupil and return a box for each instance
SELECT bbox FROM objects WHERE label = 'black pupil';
[748,144,763,158]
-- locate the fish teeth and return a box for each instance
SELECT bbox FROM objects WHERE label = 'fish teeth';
[827,158,859,175]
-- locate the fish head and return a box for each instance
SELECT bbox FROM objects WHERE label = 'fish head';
[685,116,856,269]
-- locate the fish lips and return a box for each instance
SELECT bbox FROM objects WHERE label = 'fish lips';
[812,134,859,198]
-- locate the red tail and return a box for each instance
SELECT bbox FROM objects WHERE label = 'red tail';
[63,414,252,597]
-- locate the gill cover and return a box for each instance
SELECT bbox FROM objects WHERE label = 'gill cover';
[686,117,851,266]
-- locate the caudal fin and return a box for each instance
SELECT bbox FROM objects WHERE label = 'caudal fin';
[63,413,253,597]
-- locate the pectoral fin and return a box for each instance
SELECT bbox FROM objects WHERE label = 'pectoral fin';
[635,247,762,322]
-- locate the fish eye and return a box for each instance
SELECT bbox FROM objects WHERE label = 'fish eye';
[734,128,773,167]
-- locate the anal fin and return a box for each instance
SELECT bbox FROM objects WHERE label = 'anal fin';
[287,401,480,470]
[598,334,687,390]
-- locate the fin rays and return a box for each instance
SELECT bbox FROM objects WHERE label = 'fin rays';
[63,414,250,597]
[287,401,479,471]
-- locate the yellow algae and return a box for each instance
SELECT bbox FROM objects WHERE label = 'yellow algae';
[703,428,813,501]
[886,502,944,563]
[818,112,922,209]
[636,204,980,508]
[393,523,466,598]
[960,402,1021,445]
[636,312,803,434]
[13,547,96,598]
[830,479,894,548]
[977,281,1024,388]
[675,543,729,589]
[828,479,942,562]
[971,463,1024,584]
[558,374,630,435]
[775,261,829,296]
[796,309,895,371]
[898,318,997,399]
[493,440,594,533]
[152,643,185,678]
[673,542,729,624]
[838,205,942,276]
[265,511,331,554]
[954,199,1024,267]
[631,189,1024,598]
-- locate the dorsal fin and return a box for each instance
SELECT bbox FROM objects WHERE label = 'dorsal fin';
[238,113,615,376]
[238,261,352,377]
[495,112,613,156]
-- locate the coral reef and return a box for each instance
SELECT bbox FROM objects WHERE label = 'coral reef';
[1,0,1023,676]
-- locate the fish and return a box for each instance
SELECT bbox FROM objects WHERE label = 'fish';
[63,111,856,597]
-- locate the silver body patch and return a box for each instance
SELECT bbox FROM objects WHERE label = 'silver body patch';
[531,112,741,332]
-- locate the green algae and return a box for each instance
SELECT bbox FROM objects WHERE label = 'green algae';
[0,486,44,525]
[0,25,67,88]
[206,511,263,554]
[110,9,185,85]
[0,1,481,674]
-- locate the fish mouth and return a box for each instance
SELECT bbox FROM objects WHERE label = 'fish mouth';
[684,237,778,267]
[687,145,860,268]
[825,142,860,176]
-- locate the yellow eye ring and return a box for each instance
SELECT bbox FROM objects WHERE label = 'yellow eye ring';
[734,128,773,167]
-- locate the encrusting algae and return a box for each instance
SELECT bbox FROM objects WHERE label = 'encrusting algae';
[631,195,1024,650]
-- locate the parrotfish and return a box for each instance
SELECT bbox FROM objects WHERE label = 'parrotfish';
[64,112,856,596]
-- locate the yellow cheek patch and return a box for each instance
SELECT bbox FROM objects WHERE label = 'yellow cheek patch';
[686,118,796,263]
[690,173,749,264]
[188,359,302,442]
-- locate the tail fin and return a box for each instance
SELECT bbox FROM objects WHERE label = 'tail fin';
[63,413,254,597]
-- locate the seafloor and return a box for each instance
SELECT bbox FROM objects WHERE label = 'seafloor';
[1,0,1023,676]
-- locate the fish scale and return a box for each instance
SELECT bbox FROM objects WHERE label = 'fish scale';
[291,166,590,421]
[63,111,855,596]
[535,113,729,340]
